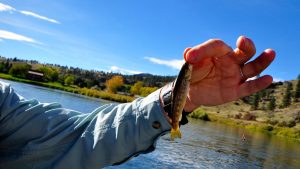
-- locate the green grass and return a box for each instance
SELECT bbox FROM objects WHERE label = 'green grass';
[0,73,134,103]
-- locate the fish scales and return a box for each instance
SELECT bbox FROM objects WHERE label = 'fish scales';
[170,62,192,140]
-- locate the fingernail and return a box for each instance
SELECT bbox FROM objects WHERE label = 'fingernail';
[242,36,249,48]
[186,50,196,64]
[237,35,247,49]
[265,49,276,61]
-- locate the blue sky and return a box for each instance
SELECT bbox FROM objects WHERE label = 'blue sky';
[0,0,299,81]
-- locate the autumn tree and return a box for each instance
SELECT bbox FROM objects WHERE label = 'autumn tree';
[105,75,124,93]
[130,81,143,95]
[140,87,158,97]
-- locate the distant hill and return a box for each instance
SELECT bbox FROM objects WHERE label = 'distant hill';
[133,73,153,77]
[198,80,300,129]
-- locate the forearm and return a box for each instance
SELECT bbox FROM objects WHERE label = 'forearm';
[55,90,171,168]
[0,82,171,169]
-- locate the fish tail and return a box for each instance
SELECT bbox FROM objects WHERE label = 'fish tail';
[170,127,181,141]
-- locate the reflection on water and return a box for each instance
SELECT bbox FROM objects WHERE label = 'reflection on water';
[1,79,299,169]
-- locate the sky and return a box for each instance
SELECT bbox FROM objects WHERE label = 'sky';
[0,0,299,81]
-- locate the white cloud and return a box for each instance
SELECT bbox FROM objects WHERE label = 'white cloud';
[0,29,38,44]
[145,57,184,70]
[0,2,59,24]
[273,77,284,82]
[109,66,143,75]
[0,3,16,12]
[20,10,60,24]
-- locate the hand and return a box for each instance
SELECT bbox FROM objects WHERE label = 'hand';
[184,36,275,112]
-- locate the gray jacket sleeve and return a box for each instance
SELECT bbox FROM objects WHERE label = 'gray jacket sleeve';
[0,81,171,169]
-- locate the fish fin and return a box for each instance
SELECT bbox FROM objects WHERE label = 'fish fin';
[170,127,181,141]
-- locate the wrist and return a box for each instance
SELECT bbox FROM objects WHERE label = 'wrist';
[183,98,197,113]
[159,82,192,126]
[159,82,174,124]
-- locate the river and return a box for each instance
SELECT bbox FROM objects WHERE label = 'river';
[1,79,299,169]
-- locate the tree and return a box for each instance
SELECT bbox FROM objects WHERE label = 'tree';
[267,96,276,111]
[64,75,75,86]
[0,62,6,73]
[251,93,260,110]
[140,87,158,97]
[84,79,94,88]
[294,74,300,102]
[37,66,59,82]
[130,81,143,95]
[8,63,31,78]
[105,75,124,93]
[282,82,292,108]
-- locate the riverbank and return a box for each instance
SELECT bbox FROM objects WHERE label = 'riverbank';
[190,108,300,141]
[0,73,134,103]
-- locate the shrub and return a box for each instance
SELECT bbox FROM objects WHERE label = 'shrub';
[278,121,288,127]
[189,109,210,121]
[263,125,274,131]
[234,113,242,119]
[242,112,256,121]
[295,111,300,123]
[267,119,278,125]
[287,120,296,128]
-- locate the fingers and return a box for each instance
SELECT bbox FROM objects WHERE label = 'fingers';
[183,47,192,61]
[185,39,233,64]
[238,75,273,98]
[233,36,256,64]
[241,49,276,79]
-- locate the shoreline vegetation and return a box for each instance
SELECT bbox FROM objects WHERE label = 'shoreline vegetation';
[190,107,300,141]
[0,73,134,102]
[0,56,175,102]
[1,56,300,141]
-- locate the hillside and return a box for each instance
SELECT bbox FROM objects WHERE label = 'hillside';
[191,80,300,140]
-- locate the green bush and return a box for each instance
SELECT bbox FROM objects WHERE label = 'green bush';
[262,125,274,131]
[189,108,210,121]
[287,120,296,128]
[295,111,300,123]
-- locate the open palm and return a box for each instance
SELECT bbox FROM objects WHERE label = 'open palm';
[184,36,275,112]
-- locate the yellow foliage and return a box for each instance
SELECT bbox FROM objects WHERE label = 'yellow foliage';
[130,81,143,95]
[105,75,124,93]
[140,87,158,97]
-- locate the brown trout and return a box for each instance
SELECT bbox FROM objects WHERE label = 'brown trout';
[170,62,192,140]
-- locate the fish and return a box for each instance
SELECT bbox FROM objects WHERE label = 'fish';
[170,62,193,140]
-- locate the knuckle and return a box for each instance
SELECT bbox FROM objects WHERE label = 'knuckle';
[208,39,225,46]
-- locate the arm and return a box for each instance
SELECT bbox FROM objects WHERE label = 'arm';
[0,82,171,169]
